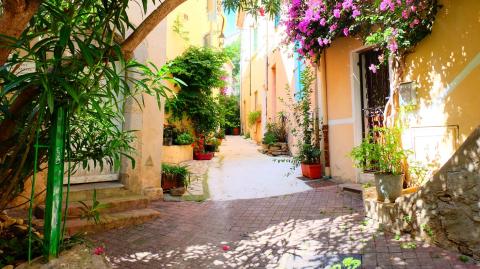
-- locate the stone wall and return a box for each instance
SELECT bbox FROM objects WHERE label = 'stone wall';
[365,126,480,259]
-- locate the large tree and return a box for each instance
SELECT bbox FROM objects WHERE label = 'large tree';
[0,0,280,210]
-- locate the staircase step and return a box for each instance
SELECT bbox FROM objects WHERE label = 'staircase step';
[34,195,150,219]
[62,182,132,201]
[35,208,161,236]
[340,183,363,194]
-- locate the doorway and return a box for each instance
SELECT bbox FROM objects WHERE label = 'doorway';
[358,49,390,138]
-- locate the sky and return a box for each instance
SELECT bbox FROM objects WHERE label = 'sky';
[224,9,239,39]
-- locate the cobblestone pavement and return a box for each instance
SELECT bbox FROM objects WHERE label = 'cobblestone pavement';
[90,185,479,269]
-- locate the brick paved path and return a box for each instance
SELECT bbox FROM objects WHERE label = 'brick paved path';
[91,185,478,269]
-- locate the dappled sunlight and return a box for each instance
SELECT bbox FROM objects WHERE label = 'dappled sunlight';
[103,213,394,268]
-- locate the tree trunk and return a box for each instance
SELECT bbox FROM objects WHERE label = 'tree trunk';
[121,0,186,57]
[0,0,42,66]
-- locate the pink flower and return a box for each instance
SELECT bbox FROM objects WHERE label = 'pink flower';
[411,5,417,12]
[329,23,338,32]
[94,246,105,255]
[343,27,349,36]
[333,9,341,18]
[402,10,409,19]
[388,40,398,53]
[317,37,324,46]
[258,7,265,16]
[342,0,353,10]
[323,38,331,45]
[319,18,326,26]
[352,9,361,18]
[368,64,377,73]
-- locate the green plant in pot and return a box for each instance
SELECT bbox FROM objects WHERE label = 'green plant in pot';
[277,67,322,179]
[175,132,195,145]
[161,163,191,195]
[350,127,410,202]
[262,131,277,150]
[205,137,220,152]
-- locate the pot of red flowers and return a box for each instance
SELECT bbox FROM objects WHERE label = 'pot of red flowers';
[193,136,214,160]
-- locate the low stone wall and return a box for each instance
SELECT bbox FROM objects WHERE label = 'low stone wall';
[259,142,289,156]
[365,126,480,259]
[161,145,193,164]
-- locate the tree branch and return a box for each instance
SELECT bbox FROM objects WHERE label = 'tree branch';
[0,0,42,66]
[121,0,186,57]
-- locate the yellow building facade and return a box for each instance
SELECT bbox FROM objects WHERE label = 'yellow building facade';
[239,0,479,183]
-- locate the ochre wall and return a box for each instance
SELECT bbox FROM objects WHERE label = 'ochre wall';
[323,37,363,182]
[402,0,480,169]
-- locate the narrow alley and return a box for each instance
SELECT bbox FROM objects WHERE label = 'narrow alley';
[90,138,468,269]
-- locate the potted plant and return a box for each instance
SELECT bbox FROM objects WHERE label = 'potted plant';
[193,136,214,160]
[205,137,220,152]
[262,131,277,150]
[232,127,240,135]
[350,127,409,202]
[161,163,191,195]
[175,132,195,145]
[279,68,322,179]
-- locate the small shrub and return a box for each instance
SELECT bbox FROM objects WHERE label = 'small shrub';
[262,131,277,145]
[162,163,191,187]
[248,111,261,126]
[175,132,195,145]
[244,132,250,139]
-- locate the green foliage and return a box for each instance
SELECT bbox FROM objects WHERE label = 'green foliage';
[265,115,288,143]
[166,47,227,135]
[421,224,434,237]
[224,40,241,79]
[350,127,410,175]
[218,94,240,129]
[262,131,277,145]
[248,111,261,126]
[162,163,191,187]
[78,189,109,225]
[459,255,470,263]
[278,67,321,168]
[330,256,362,269]
[223,0,281,19]
[244,132,251,139]
[0,227,43,267]
[216,129,226,139]
[175,132,195,145]
[400,242,417,249]
[0,0,180,209]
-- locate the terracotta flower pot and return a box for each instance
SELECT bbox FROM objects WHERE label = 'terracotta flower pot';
[374,173,404,203]
[233,127,240,135]
[301,163,322,179]
[194,152,214,160]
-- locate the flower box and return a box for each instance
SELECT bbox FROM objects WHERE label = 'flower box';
[194,152,214,160]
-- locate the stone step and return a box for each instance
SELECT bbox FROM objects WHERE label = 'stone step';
[62,182,132,202]
[340,183,363,194]
[35,208,161,236]
[34,195,150,220]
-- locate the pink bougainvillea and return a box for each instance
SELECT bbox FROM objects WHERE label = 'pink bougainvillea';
[283,0,440,67]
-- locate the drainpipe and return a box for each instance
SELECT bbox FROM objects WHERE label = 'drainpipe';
[319,52,331,177]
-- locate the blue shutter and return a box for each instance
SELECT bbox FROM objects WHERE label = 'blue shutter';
[294,49,304,101]
[274,15,280,28]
